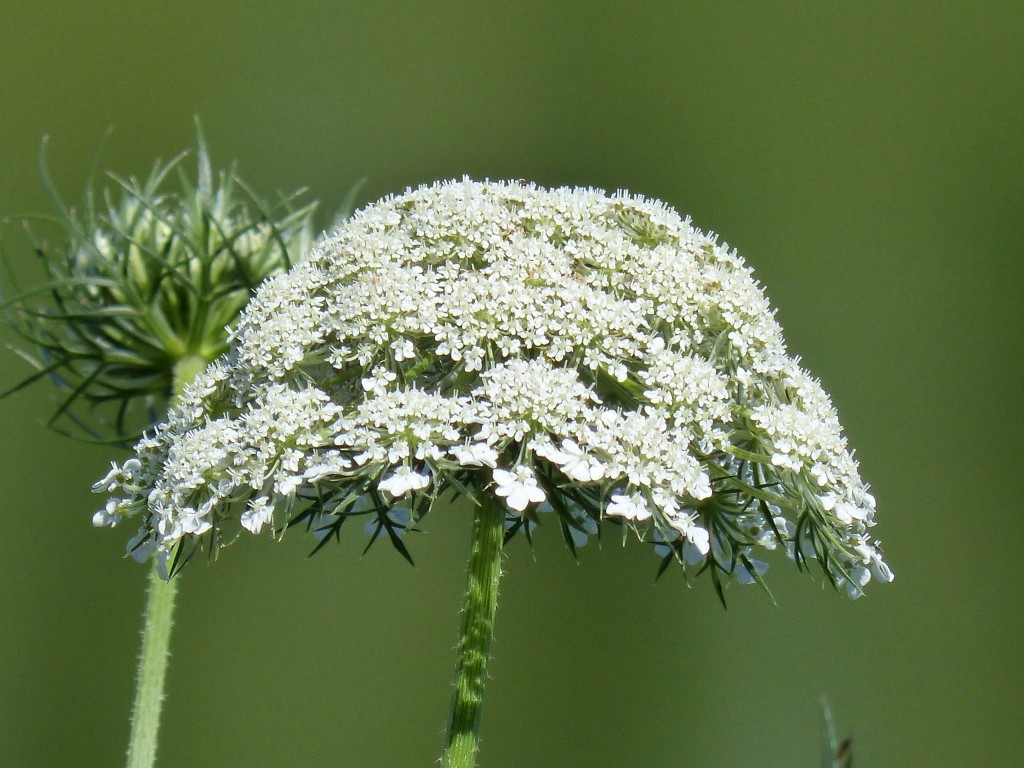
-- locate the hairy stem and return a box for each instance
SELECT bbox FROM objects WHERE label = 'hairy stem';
[441,497,506,768]
[125,566,178,768]
[125,353,207,768]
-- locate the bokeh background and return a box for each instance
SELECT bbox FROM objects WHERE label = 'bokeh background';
[2,3,1022,767]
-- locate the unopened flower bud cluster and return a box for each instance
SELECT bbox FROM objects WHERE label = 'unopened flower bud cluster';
[94,179,891,596]
[2,137,315,440]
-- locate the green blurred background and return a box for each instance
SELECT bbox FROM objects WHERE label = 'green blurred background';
[2,3,1021,766]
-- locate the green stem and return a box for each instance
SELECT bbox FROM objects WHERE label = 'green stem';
[125,565,178,768]
[125,353,207,768]
[441,497,506,768]
[170,353,208,400]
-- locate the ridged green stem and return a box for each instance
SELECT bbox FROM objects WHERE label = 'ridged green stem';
[125,564,178,768]
[125,353,207,768]
[441,497,506,768]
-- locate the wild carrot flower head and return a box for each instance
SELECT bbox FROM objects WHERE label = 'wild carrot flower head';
[1,130,315,441]
[94,179,891,598]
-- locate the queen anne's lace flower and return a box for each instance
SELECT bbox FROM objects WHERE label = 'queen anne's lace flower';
[94,179,892,597]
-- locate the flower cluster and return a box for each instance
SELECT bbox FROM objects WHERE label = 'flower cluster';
[94,179,892,597]
[1,130,315,441]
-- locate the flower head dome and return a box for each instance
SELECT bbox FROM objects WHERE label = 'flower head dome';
[94,179,892,597]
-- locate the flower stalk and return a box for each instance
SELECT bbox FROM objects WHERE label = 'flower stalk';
[126,562,178,768]
[125,353,204,768]
[442,496,506,768]
[170,354,209,402]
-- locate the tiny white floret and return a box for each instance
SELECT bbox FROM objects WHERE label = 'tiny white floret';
[378,466,432,497]
[605,493,652,522]
[451,443,499,468]
[241,497,275,534]
[493,466,547,512]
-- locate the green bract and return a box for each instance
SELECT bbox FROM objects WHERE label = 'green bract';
[94,179,892,600]
[1,130,316,442]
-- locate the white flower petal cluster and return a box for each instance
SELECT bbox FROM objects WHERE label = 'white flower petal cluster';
[94,179,891,597]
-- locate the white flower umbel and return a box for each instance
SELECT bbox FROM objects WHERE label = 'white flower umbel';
[93,178,893,768]
[95,178,891,598]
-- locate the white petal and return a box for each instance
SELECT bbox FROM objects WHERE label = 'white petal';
[505,485,531,512]
[526,483,547,505]
[492,468,516,486]
[686,525,710,555]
